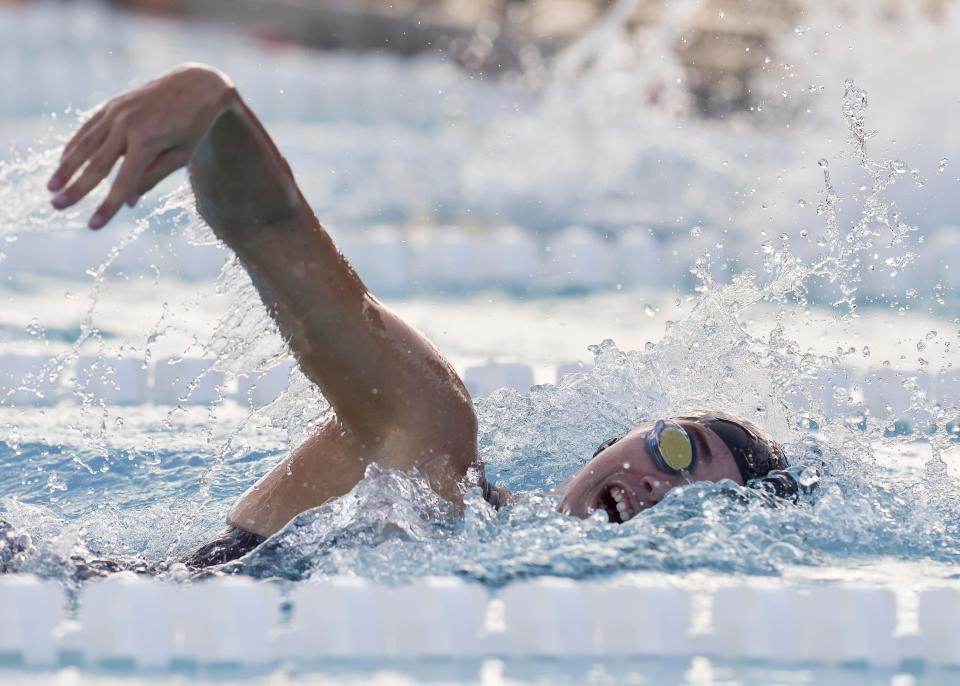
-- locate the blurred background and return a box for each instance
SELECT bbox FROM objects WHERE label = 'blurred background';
[1,0,959,384]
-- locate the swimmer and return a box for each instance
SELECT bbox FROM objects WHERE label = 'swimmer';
[41,64,800,569]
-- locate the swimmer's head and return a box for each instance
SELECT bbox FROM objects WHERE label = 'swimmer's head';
[557,411,787,523]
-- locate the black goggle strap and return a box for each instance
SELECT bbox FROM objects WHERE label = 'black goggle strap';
[645,419,695,483]
[698,417,761,484]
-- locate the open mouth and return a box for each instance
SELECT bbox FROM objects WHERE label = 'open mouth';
[596,483,636,524]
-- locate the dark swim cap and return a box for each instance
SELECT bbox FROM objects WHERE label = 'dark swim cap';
[677,411,788,483]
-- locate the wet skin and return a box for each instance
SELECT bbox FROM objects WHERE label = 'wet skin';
[558,420,744,523]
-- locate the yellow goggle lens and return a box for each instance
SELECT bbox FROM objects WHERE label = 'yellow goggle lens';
[658,426,693,471]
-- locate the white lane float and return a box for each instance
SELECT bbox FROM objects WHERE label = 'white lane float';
[615,226,663,289]
[483,225,542,291]
[580,581,691,657]
[917,588,960,665]
[287,577,388,659]
[708,585,898,666]
[336,225,411,295]
[75,355,149,406]
[79,572,176,669]
[174,576,281,666]
[0,354,61,406]
[463,361,534,397]
[540,226,618,292]
[488,577,595,657]
[380,577,488,658]
[152,357,225,406]
[235,359,295,407]
[0,575,64,667]
[802,586,898,667]
[0,573,953,667]
[709,586,806,662]
[411,227,487,292]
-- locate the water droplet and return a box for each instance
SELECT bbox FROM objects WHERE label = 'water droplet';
[926,330,938,340]
[892,160,908,174]
[862,346,871,357]
[797,199,806,208]
[938,157,948,173]
[718,8,725,19]
[818,158,829,169]
[643,304,656,318]
[689,225,702,237]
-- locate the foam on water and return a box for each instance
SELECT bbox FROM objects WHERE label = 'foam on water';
[1,3,960,592]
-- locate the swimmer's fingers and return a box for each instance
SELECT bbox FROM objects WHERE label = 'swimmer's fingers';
[128,147,190,206]
[49,133,125,213]
[61,107,107,162]
[48,114,110,193]
[89,148,153,229]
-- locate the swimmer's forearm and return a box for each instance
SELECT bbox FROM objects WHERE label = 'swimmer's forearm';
[188,88,308,234]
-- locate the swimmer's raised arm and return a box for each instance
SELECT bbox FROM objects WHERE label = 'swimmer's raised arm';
[49,64,479,538]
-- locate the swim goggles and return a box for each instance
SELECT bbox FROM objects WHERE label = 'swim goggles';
[645,419,697,483]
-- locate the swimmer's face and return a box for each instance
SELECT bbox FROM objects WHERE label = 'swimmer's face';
[557,420,744,523]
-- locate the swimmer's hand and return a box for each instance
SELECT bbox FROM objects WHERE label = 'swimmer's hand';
[47,64,235,229]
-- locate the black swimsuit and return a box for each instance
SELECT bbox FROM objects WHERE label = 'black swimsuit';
[179,526,268,568]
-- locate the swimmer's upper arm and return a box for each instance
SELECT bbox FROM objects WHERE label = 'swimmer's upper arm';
[187,91,477,474]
